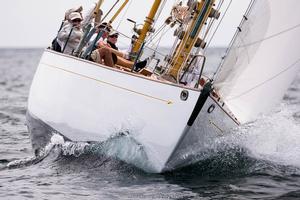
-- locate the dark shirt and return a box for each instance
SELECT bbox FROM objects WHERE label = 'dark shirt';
[107,41,118,50]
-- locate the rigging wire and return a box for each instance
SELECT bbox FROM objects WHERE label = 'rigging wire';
[115,0,133,30]
[153,0,168,27]
[175,0,213,81]
[133,0,167,47]
[155,22,300,78]
[147,25,171,49]
[236,23,300,49]
[101,0,120,23]
[114,0,169,59]
[150,25,171,52]
[188,0,230,73]
[212,0,300,82]
[146,23,167,46]
[203,0,232,53]
[202,0,225,44]
[212,0,256,81]
[112,28,168,59]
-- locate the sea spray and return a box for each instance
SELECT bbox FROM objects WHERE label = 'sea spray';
[6,133,65,169]
[223,104,300,168]
[85,132,157,172]
[61,141,89,157]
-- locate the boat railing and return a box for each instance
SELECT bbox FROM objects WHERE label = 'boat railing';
[62,27,74,53]
[179,54,207,89]
[54,0,225,89]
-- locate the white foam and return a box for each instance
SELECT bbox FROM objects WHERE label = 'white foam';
[99,133,157,172]
[50,133,65,145]
[7,132,65,168]
[61,141,89,157]
[228,104,300,168]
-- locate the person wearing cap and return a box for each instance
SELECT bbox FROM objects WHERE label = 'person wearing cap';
[105,31,132,66]
[64,6,83,22]
[58,12,84,55]
[89,22,116,67]
[95,30,147,71]
[107,31,119,50]
[51,5,83,52]
[94,30,120,66]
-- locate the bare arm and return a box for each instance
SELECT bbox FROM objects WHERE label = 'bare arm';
[98,41,125,58]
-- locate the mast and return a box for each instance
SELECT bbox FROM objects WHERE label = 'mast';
[167,0,216,82]
[131,0,162,54]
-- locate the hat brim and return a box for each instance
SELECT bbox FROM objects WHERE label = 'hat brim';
[109,34,119,37]
[71,17,82,21]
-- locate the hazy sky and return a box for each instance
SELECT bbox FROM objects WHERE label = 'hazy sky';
[0,0,251,48]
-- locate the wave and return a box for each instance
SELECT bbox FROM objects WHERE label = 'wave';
[5,132,150,172]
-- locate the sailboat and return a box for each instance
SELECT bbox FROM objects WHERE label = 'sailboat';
[26,0,300,173]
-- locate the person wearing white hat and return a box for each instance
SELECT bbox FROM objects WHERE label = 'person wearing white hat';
[51,6,83,52]
[64,6,83,22]
[58,12,84,55]
[107,31,119,50]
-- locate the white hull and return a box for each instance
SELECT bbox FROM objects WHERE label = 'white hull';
[27,50,238,173]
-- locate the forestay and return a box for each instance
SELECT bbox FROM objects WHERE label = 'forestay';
[214,0,300,123]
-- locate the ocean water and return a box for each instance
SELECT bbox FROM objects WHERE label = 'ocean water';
[0,48,300,199]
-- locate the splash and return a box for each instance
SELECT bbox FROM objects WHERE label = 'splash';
[6,128,157,172]
[85,132,156,172]
[226,104,300,168]
[166,104,300,176]
[61,141,89,157]
[6,133,65,168]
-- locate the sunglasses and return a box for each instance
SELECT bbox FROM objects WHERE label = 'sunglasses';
[104,27,111,33]
[109,35,118,38]
[72,19,82,23]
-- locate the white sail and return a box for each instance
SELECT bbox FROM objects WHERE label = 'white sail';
[214,0,300,123]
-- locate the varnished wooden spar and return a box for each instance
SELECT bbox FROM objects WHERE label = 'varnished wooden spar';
[131,0,162,54]
[109,0,129,24]
[168,0,216,82]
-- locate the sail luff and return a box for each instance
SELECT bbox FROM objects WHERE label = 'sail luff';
[214,0,300,123]
[213,0,255,80]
